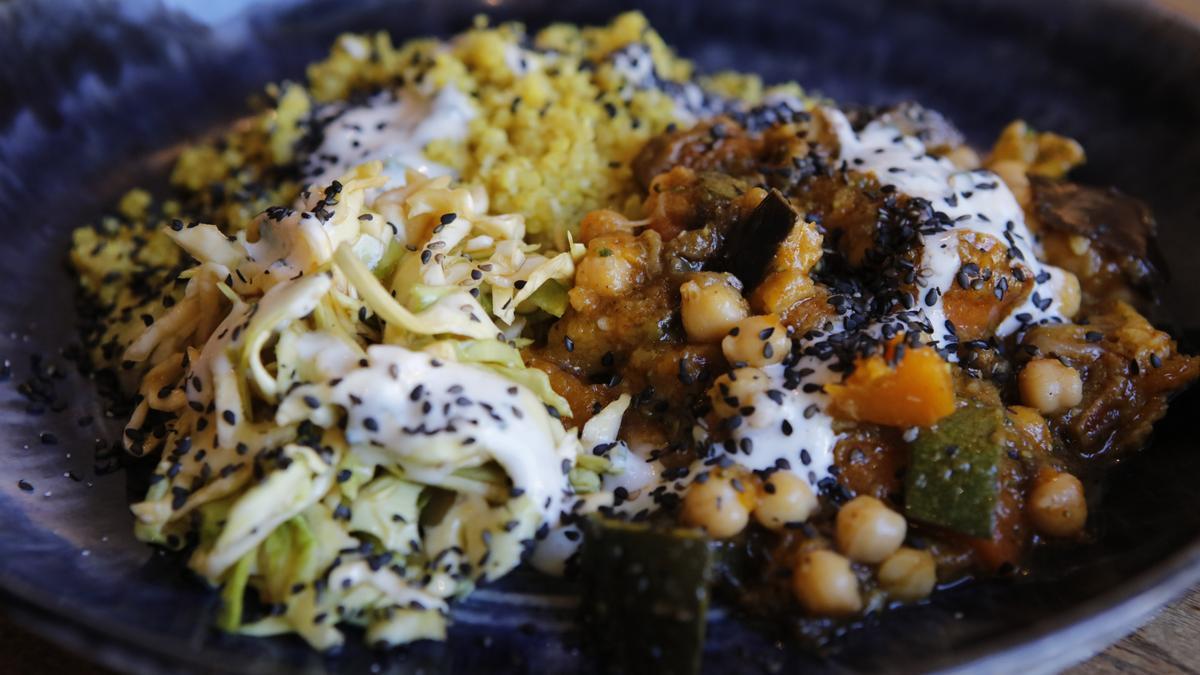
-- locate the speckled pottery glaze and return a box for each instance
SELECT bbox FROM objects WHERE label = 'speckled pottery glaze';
[2,1,1200,673]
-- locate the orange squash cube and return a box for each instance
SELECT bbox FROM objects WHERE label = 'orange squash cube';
[826,340,955,427]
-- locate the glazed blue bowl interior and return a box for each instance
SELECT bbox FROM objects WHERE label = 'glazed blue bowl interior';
[2,0,1200,673]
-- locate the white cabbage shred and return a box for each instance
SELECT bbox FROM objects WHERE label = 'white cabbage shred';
[118,161,619,649]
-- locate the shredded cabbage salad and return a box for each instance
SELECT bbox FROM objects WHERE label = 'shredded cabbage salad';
[120,162,626,648]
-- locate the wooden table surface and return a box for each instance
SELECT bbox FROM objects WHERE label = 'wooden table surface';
[3,585,1199,673]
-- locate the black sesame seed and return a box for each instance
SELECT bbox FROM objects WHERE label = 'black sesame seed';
[924,288,939,307]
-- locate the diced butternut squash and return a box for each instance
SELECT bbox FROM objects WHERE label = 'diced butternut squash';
[941,232,1030,342]
[826,340,955,427]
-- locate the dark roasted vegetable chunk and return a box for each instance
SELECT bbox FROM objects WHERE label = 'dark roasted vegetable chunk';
[1031,176,1164,295]
[581,517,714,675]
[717,189,800,290]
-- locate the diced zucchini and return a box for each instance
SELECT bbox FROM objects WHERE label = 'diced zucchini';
[905,405,1006,538]
[580,516,714,675]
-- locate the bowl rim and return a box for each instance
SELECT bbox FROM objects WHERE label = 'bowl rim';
[4,0,1200,672]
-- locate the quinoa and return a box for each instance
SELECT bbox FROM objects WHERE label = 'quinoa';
[70,12,798,373]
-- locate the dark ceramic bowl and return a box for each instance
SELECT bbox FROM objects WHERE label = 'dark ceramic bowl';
[3,0,1200,672]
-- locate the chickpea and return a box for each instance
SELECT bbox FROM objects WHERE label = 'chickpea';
[1058,270,1082,319]
[722,314,790,367]
[1008,405,1053,451]
[1018,358,1083,415]
[754,471,817,530]
[681,473,752,538]
[708,367,771,418]
[579,209,636,242]
[792,549,863,616]
[1029,471,1087,538]
[835,496,907,564]
[680,273,750,344]
[989,159,1031,208]
[574,239,636,298]
[878,547,937,602]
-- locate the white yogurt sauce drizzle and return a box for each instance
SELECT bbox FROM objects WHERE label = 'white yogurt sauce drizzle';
[606,42,730,124]
[280,345,576,523]
[823,107,1069,347]
[301,87,476,190]
[720,350,840,484]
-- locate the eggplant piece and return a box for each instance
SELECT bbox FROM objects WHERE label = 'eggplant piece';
[580,516,714,675]
[632,118,761,190]
[717,189,799,290]
[905,405,1007,538]
[1030,176,1164,291]
[634,127,691,190]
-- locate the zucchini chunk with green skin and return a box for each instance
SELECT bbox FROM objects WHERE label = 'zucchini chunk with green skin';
[905,405,1007,538]
[580,516,714,675]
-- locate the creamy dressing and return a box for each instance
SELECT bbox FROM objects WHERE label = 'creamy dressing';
[724,354,839,486]
[291,330,362,381]
[279,345,576,522]
[527,524,583,577]
[605,42,727,124]
[608,43,658,90]
[527,448,682,577]
[824,108,1069,347]
[503,43,545,76]
[301,87,476,190]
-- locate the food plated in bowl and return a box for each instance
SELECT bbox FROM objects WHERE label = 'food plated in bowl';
[7,0,1200,667]
[63,9,1199,665]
